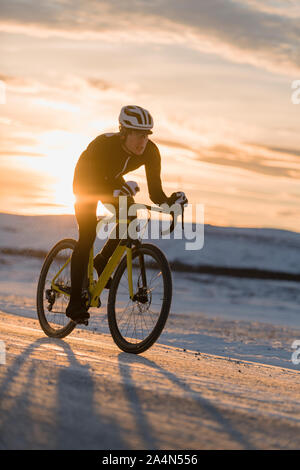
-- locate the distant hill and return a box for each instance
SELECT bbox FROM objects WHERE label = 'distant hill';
[1,212,300,279]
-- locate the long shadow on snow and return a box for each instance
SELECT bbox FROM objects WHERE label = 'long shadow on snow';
[117,353,254,450]
[0,337,126,450]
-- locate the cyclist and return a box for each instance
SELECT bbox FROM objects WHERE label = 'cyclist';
[66,105,188,323]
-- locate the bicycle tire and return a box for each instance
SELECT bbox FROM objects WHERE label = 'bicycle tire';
[36,238,77,338]
[107,243,172,354]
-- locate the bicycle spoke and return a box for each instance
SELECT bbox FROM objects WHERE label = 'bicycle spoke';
[41,246,73,331]
[112,248,168,345]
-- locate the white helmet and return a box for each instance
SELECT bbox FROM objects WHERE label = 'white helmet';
[119,105,153,133]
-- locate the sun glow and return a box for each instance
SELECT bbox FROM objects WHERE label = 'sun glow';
[32,130,90,213]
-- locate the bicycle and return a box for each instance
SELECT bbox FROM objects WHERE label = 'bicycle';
[36,202,180,354]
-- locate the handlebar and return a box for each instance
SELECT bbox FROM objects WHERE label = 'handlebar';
[134,203,185,235]
[99,200,185,236]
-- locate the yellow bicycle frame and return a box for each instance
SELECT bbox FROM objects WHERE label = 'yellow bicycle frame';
[51,216,135,306]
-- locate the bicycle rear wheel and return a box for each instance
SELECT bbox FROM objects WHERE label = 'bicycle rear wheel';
[107,243,172,354]
[36,238,78,338]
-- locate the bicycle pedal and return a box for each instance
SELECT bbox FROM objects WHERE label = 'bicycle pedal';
[73,318,89,326]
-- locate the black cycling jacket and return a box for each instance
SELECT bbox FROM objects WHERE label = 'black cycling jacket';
[73,132,168,205]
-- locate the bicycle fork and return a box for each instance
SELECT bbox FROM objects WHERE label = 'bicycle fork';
[127,246,148,302]
[126,247,134,299]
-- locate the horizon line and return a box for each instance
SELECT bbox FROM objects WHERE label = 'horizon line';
[0,210,299,236]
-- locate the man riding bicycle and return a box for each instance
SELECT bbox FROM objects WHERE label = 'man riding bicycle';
[66,105,187,323]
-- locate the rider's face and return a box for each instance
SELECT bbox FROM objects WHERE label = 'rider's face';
[124,130,150,155]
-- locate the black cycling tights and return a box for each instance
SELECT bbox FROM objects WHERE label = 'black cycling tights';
[69,197,133,303]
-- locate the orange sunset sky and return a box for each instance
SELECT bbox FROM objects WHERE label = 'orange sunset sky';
[0,0,299,231]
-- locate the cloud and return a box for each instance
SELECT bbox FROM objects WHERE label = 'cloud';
[0,161,47,202]
[0,72,133,104]
[86,78,115,92]
[0,71,137,162]
[0,133,39,150]
[0,0,299,75]
[154,138,194,152]
[240,0,300,18]
[155,136,300,179]
[0,150,44,157]
[253,145,300,159]
[196,143,300,179]
[0,73,42,94]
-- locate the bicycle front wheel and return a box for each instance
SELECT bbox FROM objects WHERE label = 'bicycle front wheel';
[36,238,77,338]
[107,243,172,354]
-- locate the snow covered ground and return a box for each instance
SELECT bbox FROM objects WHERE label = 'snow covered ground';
[0,212,299,371]
[1,211,300,273]
[0,212,300,450]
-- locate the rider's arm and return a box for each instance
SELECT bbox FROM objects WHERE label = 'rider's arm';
[145,142,168,205]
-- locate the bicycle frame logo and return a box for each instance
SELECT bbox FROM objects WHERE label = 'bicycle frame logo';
[96,198,204,251]
[0,340,6,365]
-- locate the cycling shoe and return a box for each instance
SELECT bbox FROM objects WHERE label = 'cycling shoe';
[72,317,89,326]
[66,299,90,324]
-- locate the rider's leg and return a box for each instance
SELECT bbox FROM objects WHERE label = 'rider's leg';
[66,197,97,318]
[93,196,136,281]
[93,238,119,274]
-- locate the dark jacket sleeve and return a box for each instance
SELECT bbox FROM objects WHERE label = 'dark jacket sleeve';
[145,143,168,205]
[73,135,124,197]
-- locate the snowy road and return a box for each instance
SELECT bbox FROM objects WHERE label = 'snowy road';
[0,311,299,450]
[1,213,300,449]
